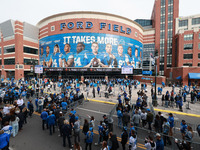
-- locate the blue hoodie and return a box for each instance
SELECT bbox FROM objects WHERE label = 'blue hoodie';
[40,111,48,120]
[47,114,56,125]
[0,133,10,149]
[156,138,164,150]
[86,131,94,143]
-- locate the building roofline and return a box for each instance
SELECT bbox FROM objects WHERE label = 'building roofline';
[36,11,144,31]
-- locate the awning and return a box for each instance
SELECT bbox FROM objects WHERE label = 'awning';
[176,76,182,80]
[188,73,200,79]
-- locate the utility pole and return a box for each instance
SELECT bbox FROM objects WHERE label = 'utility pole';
[153,50,158,106]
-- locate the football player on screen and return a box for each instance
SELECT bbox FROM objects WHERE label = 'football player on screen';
[59,43,74,67]
[43,46,52,67]
[39,47,45,65]
[134,48,140,69]
[84,42,107,68]
[49,44,62,67]
[114,44,127,68]
[102,43,117,68]
[74,42,89,67]
[126,47,135,68]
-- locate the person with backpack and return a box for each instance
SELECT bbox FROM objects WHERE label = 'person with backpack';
[121,127,128,150]
[85,127,94,150]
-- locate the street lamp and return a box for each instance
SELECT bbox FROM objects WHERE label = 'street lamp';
[153,50,159,106]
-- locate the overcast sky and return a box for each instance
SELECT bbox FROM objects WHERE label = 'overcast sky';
[0,0,199,25]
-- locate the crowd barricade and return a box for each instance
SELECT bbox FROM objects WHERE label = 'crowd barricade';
[75,113,200,150]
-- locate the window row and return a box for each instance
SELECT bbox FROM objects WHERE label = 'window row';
[179,20,188,27]
[184,34,193,41]
[0,46,38,55]
[24,59,38,65]
[184,44,193,50]
[4,46,15,54]
[183,54,193,59]
[192,17,200,25]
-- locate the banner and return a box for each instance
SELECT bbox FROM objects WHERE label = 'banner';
[39,33,143,69]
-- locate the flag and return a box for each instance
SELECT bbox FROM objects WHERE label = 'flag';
[150,53,155,66]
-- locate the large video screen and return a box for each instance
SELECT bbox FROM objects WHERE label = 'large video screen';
[39,33,143,68]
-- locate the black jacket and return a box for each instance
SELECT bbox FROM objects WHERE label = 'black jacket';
[61,124,72,136]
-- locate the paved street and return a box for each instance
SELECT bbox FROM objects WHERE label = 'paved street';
[7,82,200,150]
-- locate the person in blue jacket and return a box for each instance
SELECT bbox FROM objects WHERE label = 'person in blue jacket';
[47,111,56,135]
[156,133,164,150]
[167,113,174,136]
[180,120,188,139]
[0,130,10,150]
[117,107,123,129]
[40,108,49,130]
[85,127,94,150]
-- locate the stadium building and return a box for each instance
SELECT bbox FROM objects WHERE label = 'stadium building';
[0,0,200,85]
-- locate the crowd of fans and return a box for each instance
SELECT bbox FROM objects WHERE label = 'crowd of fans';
[0,77,200,150]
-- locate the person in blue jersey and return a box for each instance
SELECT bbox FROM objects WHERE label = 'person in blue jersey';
[59,43,74,67]
[49,44,62,67]
[102,43,117,68]
[84,42,107,68]
[134,48,141,69]
[126,47,135,68]
[115,44,127,68]
[39,47,45,65]
[74,42,89,67]
[43,46,52,67]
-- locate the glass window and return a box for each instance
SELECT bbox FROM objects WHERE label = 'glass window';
[198,53,200,59]
[160,57,164,63]
[199,43,200,49]
[23,46,38,55]
[179,20,188,27]
[199,33,200,39]
[183,54,193,59]
[184,44,193,50]
[161,7,165,14]
[168,5,173,13]
[0,59,2,65]
[184,34,193,41]
[159,65,164,70]
[4,45,15,54]
[183,63,192,67]
[168,0,173,4]
[161,0,166,6]
[0,48,1,54]
[24,59,38,65]
[192,17,200,25]
[4,58,15,65]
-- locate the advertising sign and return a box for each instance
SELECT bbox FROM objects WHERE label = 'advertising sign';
[35,65,43,74]
[121,66,133,74]
[39,33,143,69]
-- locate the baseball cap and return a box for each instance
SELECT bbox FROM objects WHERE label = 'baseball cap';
[147,109,150,112]
[75,116,79,120]
[156,133,161,137]
[123,127,127,131]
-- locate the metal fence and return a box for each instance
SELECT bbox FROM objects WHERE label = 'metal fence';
[75,113,200,150]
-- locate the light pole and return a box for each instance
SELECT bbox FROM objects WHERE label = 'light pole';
[153,50,158,107]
